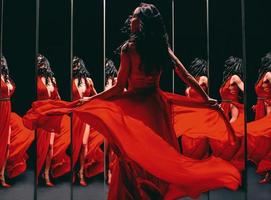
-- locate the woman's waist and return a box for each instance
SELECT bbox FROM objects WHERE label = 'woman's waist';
[0,97,10,101]
[221,97,239,102]
[127,84,159,94]
[256,96,271,100]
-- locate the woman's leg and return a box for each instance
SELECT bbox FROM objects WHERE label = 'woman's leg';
[79,124,90,186]
[230,104,239,123]
[0,126,11,187]
[44,132,55,186]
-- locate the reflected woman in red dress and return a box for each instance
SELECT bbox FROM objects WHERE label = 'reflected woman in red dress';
[182,58,209,159]
[104,59,118,184]
[72,57,103,186]
[105,59,118,91]
[248,52,271,183]
[218,56,244,171]
[0,56,34,187]
[24,4,241,199]
[220,57,244,123]
[36,54,70,186]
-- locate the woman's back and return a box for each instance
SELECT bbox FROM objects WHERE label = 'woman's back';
[126,43,161,91]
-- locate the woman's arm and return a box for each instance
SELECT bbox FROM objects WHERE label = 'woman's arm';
[168,48,211,102]
[83,47,130,101]
[87,78,98,95]
[231,75,244,92]
[264,71,271,83]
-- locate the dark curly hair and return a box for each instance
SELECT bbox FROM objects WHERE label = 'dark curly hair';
[222,56,243,85]
[121,3,173,75]
[257,52,271,83]
[0,56,9,82]
[37,54,54,85]
[72,56,90,87]
[188,58,208,78]
[105,58,118,85]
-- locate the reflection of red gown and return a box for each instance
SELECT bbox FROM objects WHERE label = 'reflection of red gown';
[180,77,209,159]
[24,59,240,198]
[248,76,271,173]
[218,77,244,171]
[72,79,104,177]
[36,76,70,178]
[0,79,34,178]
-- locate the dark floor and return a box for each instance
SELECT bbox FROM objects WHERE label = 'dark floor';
[0,170,35,200]
[37,172,74,200]
[72,174,105,200]
[179,192,208,200]
[209,187,245,200]
[1,165,271,200]
[178,188,245,200]
[247,163,271,200]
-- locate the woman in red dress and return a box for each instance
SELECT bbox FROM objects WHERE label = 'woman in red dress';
[217,56,244,170]
[24,4,241,199]
[72,57,104,186]
[35,54,70,186]
[181,58,209,159]
[0,56,34,187]
[247,52,271,183]
[104,59,118,184]
[105,59,118,91]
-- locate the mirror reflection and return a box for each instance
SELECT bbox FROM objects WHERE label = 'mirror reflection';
[209,0,245,198]
[0,0,35,200]
[72,0,105,199]
[246,0,271,199]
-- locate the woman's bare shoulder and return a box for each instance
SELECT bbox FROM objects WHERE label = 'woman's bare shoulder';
[121,41,135,53]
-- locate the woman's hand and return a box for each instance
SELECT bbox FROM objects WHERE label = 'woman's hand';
[205,97,219,108]
[76,97,92,106]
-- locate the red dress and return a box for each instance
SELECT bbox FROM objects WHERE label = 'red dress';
[23,50,241,199]
[248,76,271,173]
[180,77,209,159]
[218,77,244,171]
[72,79,104,177]
[35,76,70,178]
[0,78,34,178]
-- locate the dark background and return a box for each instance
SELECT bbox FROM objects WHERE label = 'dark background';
[106,0,173,92]
[2,0,36,116]
[73,0,104,93]
[174,0,207,95]
[209,0,243,100]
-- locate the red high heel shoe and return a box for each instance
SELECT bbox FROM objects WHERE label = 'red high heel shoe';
[78,172,87,186]
[42,172,55,187]
[0,176,11,188]
[259,172,271,184]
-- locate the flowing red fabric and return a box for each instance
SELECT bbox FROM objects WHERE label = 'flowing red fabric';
[253,76,271,120]
[35,76,70,178]
[72,80,104,177]
[7,112,34,178]
[247,76,271,173]
[24,93,241,198]
[180,78,209,160]
[174,79,240,169]
[0,79,34,178]
[23,48,241,199]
